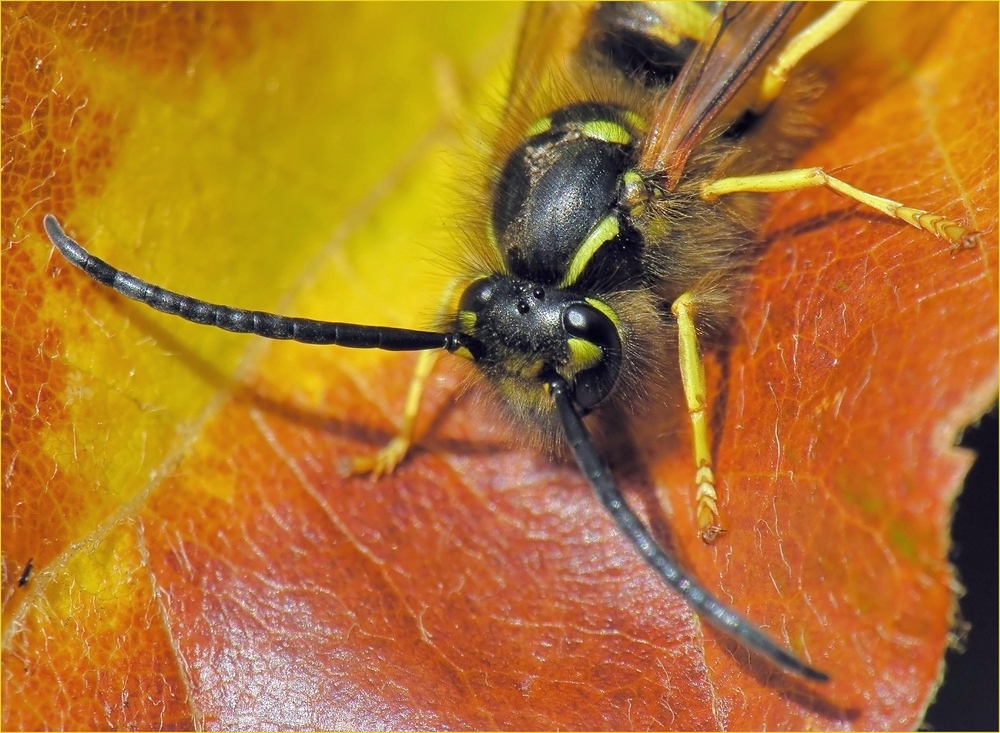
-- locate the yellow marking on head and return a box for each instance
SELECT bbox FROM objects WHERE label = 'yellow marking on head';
[580,119,632,145]
[495,353,546,380]
[453,346,474,360]
[584,297,622,332]
[458,310,477,333]
[525,115,553,137]
[558,215,619,289]
[498,377,549,416]
[566,338,602,373]
[520,358,545,379]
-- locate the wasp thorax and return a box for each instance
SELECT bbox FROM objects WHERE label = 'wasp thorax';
[491,102,649,292]
[455,275,622,412]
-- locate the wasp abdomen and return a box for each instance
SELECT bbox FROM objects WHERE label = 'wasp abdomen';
[586,2,704,89]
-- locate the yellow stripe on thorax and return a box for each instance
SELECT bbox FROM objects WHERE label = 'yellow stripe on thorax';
[558,215,619,289]
[580,119,632,145]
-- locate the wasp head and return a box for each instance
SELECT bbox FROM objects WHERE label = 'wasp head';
[453,275,623,416]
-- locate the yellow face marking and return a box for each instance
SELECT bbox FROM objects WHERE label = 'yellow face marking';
[458,310,477,333]
[525,115,553,138]
[519,358,545,379]
[566,338,602,373]
[453,346,474,361]
[495,353,546,380]
[580,119,632,145]
[497,377,549,416]
[584,297,622,332]
[558,215,619,289]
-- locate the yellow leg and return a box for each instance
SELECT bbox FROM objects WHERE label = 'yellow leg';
[755,2,867,111]
[348,279,462,477]
[671,292,722,544]
[701,168,979,249]
[348,349,441,477]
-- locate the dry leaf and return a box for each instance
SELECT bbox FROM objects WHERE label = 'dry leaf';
[2,3,996,730]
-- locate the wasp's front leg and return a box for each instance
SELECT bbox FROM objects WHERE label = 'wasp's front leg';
[347,348,442,477]
[347,280,463,477]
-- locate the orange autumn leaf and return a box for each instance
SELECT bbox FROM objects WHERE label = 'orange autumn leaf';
[2,3,997,731]
[658,4,998,728]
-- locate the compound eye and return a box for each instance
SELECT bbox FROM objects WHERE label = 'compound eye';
[562,302,622,411]
[563,303,619,354]
[458,277,496,313]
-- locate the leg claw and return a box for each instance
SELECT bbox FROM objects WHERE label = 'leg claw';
[347,436,410,478]
[699,524,725,544]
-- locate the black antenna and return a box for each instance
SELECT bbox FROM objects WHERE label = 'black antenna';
[547,376,829,682]
[43,215,463,353]
[43,213,827,682]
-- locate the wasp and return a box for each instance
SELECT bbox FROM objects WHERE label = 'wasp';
[43,1,977,683]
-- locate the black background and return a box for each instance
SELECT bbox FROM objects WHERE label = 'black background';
[924,405,998,731]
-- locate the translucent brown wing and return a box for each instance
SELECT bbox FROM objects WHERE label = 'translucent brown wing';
[503,2,766,156]
[499,3,593,145]
[638,2,802,188]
